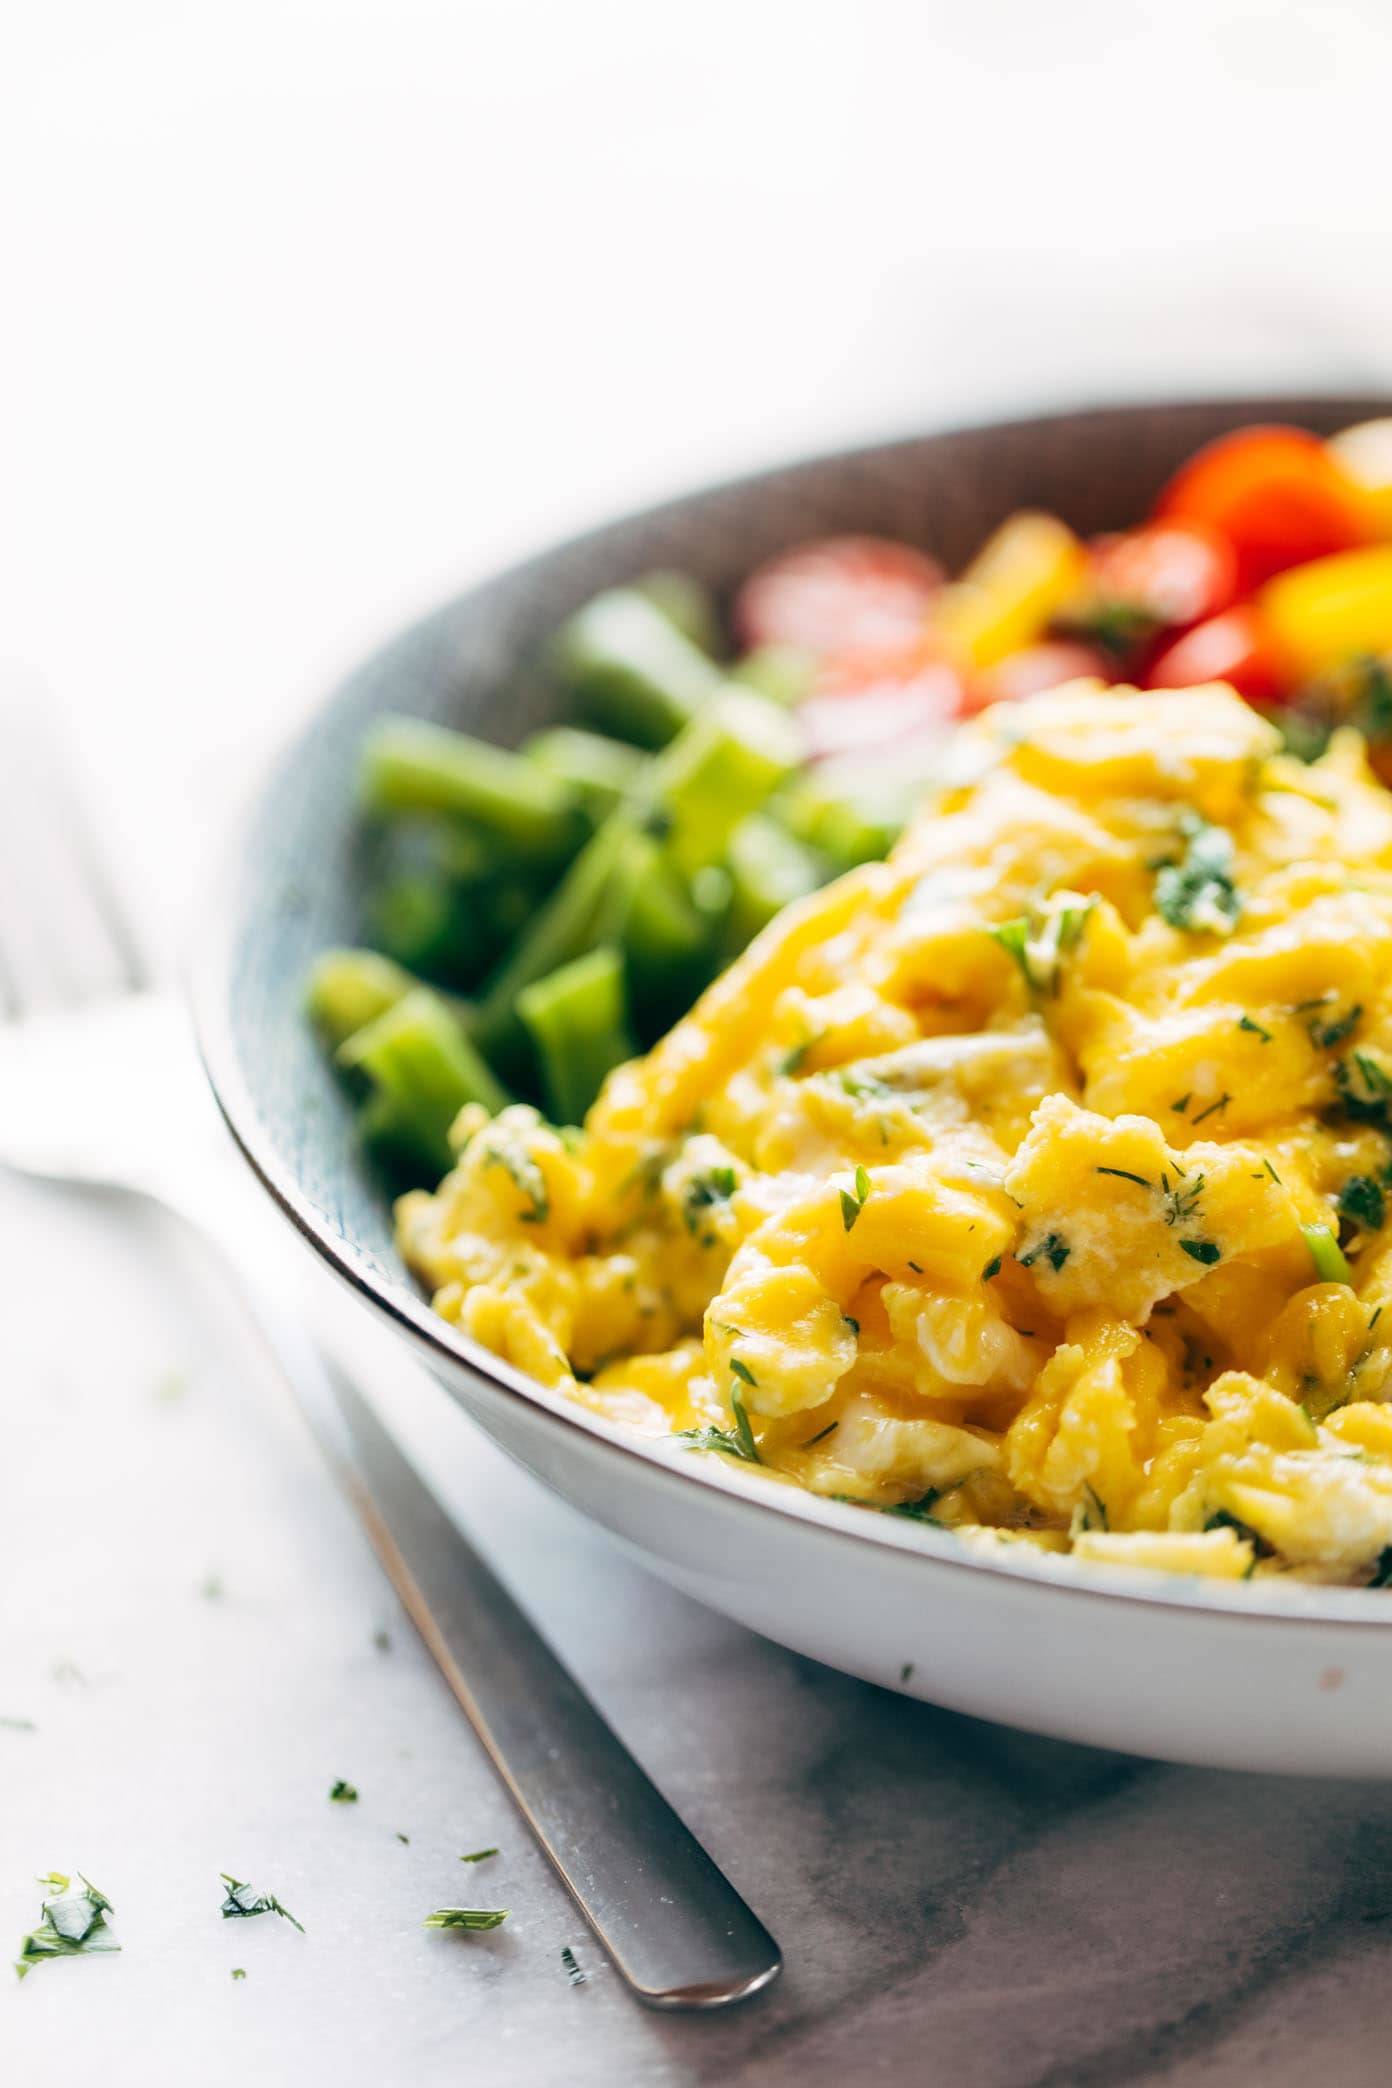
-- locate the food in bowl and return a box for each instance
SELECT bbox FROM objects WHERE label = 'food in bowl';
[308,416,1392,1585]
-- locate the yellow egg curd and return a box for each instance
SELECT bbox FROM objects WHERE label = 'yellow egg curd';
[397,682,1392,1585]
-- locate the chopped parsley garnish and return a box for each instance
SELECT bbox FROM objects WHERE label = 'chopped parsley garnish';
[15,1874,118,1980]
[839,1165,872,1232]
[219,1875,304,1932]
[1372,1304,1385,1332]
[907,1260,924,1274]
[843,1314,860,1336]
[459,1848,498,1864]
[981,1254,1003,1281]
[681,1165,738,1235]
[1338,1175,1386,1234]
[1238,1014,1272,1043]
[1179,1238,1221,1266]
[1191,1092,1231,1125]
[396,1834,410,1845]
[885,1489,941,1523]
[1311,1004,1363,1050]
[231,1967,247,1980]
[989,898,1095,997]
[1153,813,1242,935]
[802,1421,839,1448]
[1017,1232,1070,1273]
[1096,1167,1151,1189]
[1170,1093,1192,1114]
[729,1357,757,1386]
[481,1138,549,1224]
[1263,1158,1283,1185]
[899,1661,915,1684]
[1302,1223,1353,1285]
[1163,1171,1205,1227]
[778,1034,821,1076]
[1075,1484,1109,1533]
[561,1944,587,1986]
[423,1908,508,1931]
[1203,1509,1263,1575]
[1335,1051,1392,1125]
[677,1390,761,1464]
[329,1780,359,1804]
[838,1070,892,1101]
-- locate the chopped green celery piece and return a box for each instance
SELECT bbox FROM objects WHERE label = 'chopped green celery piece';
[522,726,649,822]
[472,813,639,1061]
[550,588,723,748]
[593,829,716,1038]
[306,948,419,1050]
[632,570,722,658]
[725,814,826,953]
[776,749,936,869]
[338,986,509,1179]
[360,715,582,861]
[650,688,803,877]
[517,945,635,1126]
[730,644,817,707]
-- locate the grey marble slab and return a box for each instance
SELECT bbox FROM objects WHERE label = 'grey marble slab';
[5,1169,1392,2088]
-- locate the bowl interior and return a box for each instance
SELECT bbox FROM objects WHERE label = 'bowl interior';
[208,394,1390,1311]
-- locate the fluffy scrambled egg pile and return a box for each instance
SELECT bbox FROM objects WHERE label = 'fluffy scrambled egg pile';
[399,683,1392,1585]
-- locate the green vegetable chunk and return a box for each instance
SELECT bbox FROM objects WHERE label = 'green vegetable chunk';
[306,948,418,1050]
[517,945,635,1126]
[360,715,582,862]
[522,726,648,821]
[724,814,825,951]
[339,987,509,1177]
[551,588,723,748]
[652,689,803,877]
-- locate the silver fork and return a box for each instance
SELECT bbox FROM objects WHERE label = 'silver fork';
[0,669,781,2011]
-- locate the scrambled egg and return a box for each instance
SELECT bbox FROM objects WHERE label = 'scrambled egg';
[398,683,1392,1586]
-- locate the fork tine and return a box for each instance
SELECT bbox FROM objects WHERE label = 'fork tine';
[0,666,149,1016]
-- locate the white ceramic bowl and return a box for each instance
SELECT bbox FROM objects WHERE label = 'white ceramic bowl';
[198,396,1392,1777]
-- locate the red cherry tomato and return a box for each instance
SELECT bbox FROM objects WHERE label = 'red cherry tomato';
[1087,521,1237,630]
[798,648,965,760]
[1144,606,1290,706]
[1154,426,1370,593]
[969,639,1113,711]
[734,536,944,660]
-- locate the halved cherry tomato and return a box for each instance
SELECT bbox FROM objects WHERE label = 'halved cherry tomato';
[1086,521,1237,630]
[798,647,965,760]
[1144,605,1290,706]
[969,639,1113,710]
[1154,425,1371,593]
[734,536,944,661]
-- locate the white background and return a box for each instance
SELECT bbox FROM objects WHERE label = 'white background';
[5,3,1392,2081]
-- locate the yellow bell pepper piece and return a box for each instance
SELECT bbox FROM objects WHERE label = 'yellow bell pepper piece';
[933,512,1088,670]
[1260,545,1392,680]
[1328,419,1392,538]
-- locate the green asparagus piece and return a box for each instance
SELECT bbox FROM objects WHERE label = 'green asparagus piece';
[338,986,509,1178]
[517,945,635,1126]
[551,588,723,748]
[730,643,817,708]
[591,828,716,1038]
[632,570,722,657]
[522,726,649,822]
[306,948,420,1050]
[650,688,803,876]
[471,812,639,1061]
[724,814,826,952]
[360,715,583,861]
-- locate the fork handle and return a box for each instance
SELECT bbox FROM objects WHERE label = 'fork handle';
[196,1218,782,2011]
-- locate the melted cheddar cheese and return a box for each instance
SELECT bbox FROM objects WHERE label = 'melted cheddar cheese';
[398,683,1392,1585]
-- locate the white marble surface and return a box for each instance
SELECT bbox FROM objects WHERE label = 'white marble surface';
[9,1,1392,2080]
